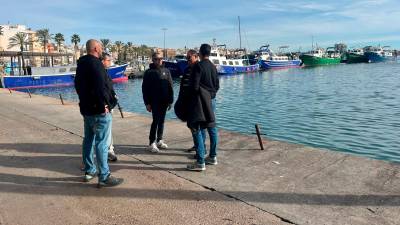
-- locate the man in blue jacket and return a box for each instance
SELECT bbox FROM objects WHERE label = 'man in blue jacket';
[75,39,123,188]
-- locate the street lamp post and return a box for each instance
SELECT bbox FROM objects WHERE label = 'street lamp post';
[162,28,167,58]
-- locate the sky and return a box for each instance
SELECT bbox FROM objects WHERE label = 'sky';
[1,0,399,51]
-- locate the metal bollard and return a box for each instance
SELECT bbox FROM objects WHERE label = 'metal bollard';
[8,89,12,94]
[255,124,265,150]
[27,89,32,98]
[117,103,124,118]
[59,94,65,105]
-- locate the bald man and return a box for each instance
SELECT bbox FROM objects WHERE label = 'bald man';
[75,39,123,188]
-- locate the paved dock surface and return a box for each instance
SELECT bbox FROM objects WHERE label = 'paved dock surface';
[0,88,399,225]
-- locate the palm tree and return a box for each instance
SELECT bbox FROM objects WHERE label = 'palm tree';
[114,41,123,62]
[0,26,3,36]
[36,29,53,66]
[126,42,133,60]
[71,34,80,63]
[54,33,65,52]
[8,32,30,75]
[100,39,111,52]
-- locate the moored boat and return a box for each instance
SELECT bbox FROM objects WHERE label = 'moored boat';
[300,47,341,66]
[209,46,259,75]
[364,46,395,63]
[163,55,188,78]
[345,48,368,64]
[0,64,127,90]
[257,45,302,69]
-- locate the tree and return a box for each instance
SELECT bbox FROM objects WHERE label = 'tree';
[71,34,80,63]
[100,39,111,52]
[113,41,123,62]
[8,32,30,75]
[54,33,65,52]
[36,29,53,66]
[126,42,133,60]
[0,26,3,36]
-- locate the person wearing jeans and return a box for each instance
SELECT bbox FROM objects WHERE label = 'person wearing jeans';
[75,39,123,188]
[186,44,220,171]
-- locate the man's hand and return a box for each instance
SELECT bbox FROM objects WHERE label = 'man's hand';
[105,105,110,113]
[167,104,172,111]
[146,104,152,112]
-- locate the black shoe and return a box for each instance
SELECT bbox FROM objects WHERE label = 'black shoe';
[108,152,118,162]
[97,175,124,188]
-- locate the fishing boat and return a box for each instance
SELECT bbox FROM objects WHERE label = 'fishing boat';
[209,45,259,75]
[363,46,395,63]
[0,64,127,90]
[345,48,368,64]
[163,55,188,78]
[300,47,341,66]
[257,45,302,69]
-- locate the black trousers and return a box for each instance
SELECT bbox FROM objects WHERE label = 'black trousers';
[149,103,168,144]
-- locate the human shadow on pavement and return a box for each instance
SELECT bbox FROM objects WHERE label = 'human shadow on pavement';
[1,172,400,206]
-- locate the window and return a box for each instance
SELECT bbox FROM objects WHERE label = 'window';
[210,53,218,57]
[59,68,67,73]
[212,59,220,64]
[222,61,227,65]
[235,61,239,65]
[228,61,233,65]
[69,67,77,72]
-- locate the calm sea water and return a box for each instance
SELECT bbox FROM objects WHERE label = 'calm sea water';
[28,62,400,163]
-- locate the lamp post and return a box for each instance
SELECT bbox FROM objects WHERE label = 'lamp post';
[162,28,167,58]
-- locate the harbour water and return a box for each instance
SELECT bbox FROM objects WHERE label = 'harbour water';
[28,62,400,163]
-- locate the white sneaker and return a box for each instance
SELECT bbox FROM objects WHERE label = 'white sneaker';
[147,143,159,153]
[157,140,168,149]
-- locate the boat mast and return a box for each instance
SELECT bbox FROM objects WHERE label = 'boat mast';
[238,16,242,50]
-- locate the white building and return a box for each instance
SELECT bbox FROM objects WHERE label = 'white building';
[0,24,36,52]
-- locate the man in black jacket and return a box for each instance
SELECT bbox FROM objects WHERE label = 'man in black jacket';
[186,44,219,171]
[75,39,123,188]
[142,52,174,153]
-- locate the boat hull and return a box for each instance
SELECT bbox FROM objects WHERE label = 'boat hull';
[299,55,341,66]
[345,53,368,64]
[1,64,128,90]
[216,64,259,75]
[259,59,302,69]
[364,52,394,63]
[163,60,188,78]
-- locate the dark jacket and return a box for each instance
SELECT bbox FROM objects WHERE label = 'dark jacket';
[174,64,194,121]
[74,54,117,116]
[142,63,174,106]
[187,59,219,128]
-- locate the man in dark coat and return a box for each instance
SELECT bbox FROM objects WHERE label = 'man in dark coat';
[142,52,174,153]
[74,39,123,188]
[186,44,219,171]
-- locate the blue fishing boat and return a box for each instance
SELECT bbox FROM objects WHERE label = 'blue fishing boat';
[364,46,395,63]
[163,55,188,78]
[209,45,259,75]
[257,45,302,69]
[1,64,127,90]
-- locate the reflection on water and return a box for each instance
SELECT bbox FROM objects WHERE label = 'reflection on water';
[29,62,400,163]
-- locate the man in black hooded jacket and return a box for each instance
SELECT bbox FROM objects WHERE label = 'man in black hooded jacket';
[142,52,174,153]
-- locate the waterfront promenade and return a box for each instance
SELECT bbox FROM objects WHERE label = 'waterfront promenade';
[0,88,399,225]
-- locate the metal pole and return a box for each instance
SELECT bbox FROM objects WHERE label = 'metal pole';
[117,103,124,118]
[238,16,242,50]
[162,28,167,58]
[8,89,12,94]
[59,94,65,105]
[27,89,32,98]
[255,124,264,150]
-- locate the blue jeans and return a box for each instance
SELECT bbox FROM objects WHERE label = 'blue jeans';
[82,113,112,182]
[192,98,218,164]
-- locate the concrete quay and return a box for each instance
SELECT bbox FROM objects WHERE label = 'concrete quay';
[0,88,399,225]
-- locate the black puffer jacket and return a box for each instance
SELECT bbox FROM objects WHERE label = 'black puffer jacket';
[142,63,174,106]
[74,54,117,116]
